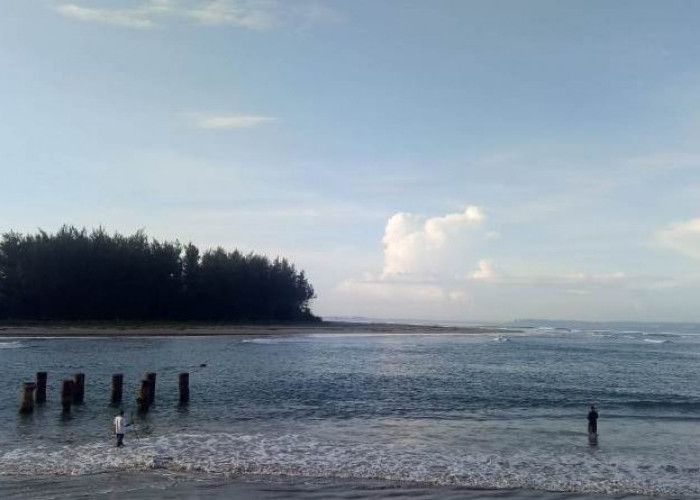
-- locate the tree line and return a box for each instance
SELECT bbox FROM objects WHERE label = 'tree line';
[0,226,318,322]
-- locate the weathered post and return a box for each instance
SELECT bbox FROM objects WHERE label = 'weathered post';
[145,372,156,404]
[178,373,189,404]
[111,374,123,404]
[36,372,47,404]
[73,373,85,404]
[136,379,151,412]
[19,382,37,414]
[61,380,74,413]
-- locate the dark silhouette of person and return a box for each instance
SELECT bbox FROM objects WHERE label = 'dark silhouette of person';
[587,405,599,434]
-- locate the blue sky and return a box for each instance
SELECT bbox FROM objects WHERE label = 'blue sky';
[2,0,700,322]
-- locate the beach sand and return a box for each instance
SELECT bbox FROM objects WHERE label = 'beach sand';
[0,321,514,337]
[0,472,667,500]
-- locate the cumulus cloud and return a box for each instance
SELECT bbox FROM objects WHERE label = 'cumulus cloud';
[331,205,643,320]
[382,206,486,278]
[329,206,490,311]
[656,218,700,259]
[192,114,277,129]
[55,0,337,30]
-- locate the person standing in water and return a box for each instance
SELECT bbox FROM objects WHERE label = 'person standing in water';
[587,405,599,435]
[114,409,130,447]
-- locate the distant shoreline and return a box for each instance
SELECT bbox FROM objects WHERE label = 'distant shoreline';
[0,321,517,337]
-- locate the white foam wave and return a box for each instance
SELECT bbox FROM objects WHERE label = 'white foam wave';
[0,433,697,497]
[0,341,23,349]
[306,333,463,338]
[241,338,295,344]
[642,331,685,337]
[643,339,671,344]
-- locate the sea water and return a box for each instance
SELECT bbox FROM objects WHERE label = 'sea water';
[1,326,700,498]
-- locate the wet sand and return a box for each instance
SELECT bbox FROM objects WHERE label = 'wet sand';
[0,472,669,500]
[0,321,514,337]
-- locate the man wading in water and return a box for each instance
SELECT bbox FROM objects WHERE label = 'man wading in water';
[114,410,131,447]
[587,405,599,443]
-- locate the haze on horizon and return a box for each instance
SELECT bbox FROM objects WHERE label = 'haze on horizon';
[2,0,699,323]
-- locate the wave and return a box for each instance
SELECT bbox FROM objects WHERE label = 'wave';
[0,341,23,349]
[241,338,296,344]
[643,338,671,344]
[306,333,476,338]
[0,432,697,496]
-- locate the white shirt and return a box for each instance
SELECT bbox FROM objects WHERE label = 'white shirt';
[114,415,127,434]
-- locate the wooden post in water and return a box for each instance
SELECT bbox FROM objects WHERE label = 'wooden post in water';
[19,382,37,414]
[145,372,156,404]
[136,379,151,412]
[61,380,74,413]
[111,374,123,404]
[73,373,85,404]
[178,373,189,404]
[36,372,47,404]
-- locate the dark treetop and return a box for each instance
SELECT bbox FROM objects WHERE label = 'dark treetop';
[0,226,317,322]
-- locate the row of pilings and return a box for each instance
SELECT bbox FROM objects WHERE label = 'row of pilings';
[18,372,190,414]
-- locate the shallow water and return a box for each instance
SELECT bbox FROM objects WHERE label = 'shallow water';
[1,327,700,497]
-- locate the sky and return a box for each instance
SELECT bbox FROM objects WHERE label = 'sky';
[1,0,700,323]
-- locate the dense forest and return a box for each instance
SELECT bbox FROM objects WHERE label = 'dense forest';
[0,226,317,322]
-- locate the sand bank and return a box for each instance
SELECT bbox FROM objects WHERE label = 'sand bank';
[0,321,515,337]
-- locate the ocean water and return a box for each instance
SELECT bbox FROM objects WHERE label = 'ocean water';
[1,326,700,498]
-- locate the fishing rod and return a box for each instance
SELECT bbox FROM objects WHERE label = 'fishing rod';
[130,412,141,442]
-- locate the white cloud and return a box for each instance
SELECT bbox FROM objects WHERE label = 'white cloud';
[328,206,490,316]
[187,0,276,29]
[55,0,338,30]
[656,218,700,259]
[382,206,486,278]
[56,4,157,29]
[337,278,469,304]
[493,271,626,287]
[471,259,494,281]
[192,114,277,129]
[331,204,680,322]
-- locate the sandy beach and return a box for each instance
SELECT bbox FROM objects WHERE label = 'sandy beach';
[0,472,667,500]
[0,321,514,337]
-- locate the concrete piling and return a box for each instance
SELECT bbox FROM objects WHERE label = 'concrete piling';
[72,373,85,404]
[178,373,189,404]
[61,380,74,413]
[111,374,123,404]
[19,382,37,414]
[36,372,47,404]
[136,379,151,412]
[145,372,156,404]
[15,370,189,413]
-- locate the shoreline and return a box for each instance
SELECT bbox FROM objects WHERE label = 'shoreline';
[0,321,517,338]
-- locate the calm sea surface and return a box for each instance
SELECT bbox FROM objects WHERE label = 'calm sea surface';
[1,325,700,498]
